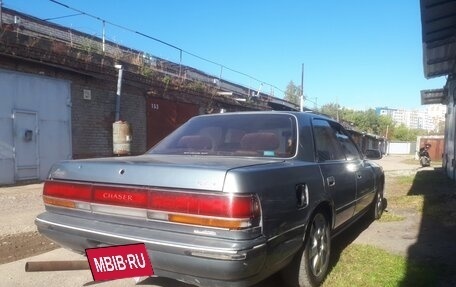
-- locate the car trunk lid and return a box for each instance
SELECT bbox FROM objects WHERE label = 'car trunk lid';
[48,154,282,191]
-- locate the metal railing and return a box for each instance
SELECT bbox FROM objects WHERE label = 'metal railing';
[1,5,297,106]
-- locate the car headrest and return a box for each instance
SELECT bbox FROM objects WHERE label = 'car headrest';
[177,135,212,149]
[240,132,279,151]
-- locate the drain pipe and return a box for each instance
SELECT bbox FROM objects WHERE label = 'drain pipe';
[114,64,123,121]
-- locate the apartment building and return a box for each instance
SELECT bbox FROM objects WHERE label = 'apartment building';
[375,105,445,132]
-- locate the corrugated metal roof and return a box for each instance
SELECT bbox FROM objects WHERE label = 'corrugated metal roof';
[421,0,456,78]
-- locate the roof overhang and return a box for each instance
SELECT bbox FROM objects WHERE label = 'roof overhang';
[421,0,456,78]
[420,88,447,104]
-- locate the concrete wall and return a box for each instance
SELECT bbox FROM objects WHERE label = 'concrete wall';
[387,142,414,155]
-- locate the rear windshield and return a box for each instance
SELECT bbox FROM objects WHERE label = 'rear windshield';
[149,113,297,158]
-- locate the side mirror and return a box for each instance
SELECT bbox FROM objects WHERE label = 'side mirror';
[365,149,382,160]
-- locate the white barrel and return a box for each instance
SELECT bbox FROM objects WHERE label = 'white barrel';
[113,121,131,155]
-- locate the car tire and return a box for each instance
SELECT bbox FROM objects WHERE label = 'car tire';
[281,212,331,287]
[370,188,384,220]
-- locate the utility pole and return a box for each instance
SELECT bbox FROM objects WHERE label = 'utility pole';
[336,96,340,122]
[300,63,304,112]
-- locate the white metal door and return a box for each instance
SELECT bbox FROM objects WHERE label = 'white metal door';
[13,110,39,180]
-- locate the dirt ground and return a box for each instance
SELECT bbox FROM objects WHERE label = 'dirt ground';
[0,231,56,264]
[0,155,455,285]
[0,183,57,264]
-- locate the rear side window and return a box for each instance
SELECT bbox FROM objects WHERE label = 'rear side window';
[149,113,298,158]
[312,119,346,161]
[333,127,361,160]
[312,119,361,161]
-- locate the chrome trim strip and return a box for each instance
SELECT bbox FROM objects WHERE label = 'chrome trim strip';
[36,217,265,255]
[335,199,357,212]
[266,224,306,243]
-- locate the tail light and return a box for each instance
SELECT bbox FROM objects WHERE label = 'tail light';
[43,180,261,230]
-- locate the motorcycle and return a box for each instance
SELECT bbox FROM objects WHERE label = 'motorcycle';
[418,145,431,167]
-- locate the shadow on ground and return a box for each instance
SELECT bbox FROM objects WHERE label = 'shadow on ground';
[399,168,456,287]
[328,168,456,287]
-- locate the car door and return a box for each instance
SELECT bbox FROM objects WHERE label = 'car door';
[312,119,357,228]
[332,126,376,214]
[354,160,376,213]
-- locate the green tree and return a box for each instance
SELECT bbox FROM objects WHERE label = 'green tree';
[319,102,342,120]
[318,104,394,138]
[343,109,393,136]
[284,81,301,106]
[391,124,412,141]
[318,103,431,141]
[389,124,427,141]
[378,115,394,139]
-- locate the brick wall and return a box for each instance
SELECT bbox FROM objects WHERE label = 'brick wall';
[71,80,147,159]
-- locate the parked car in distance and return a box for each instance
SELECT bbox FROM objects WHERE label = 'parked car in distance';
[36,111,384,287]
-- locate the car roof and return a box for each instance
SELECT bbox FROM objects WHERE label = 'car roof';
[195,110,333,121]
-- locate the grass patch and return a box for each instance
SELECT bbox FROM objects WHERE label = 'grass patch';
[321,169,454,287]
[399,157,442,167]
[387,173,455,225]
[395,175,415,186]
[386,174,415,196]
[423,194,456,226]
[378,211,405,222]
[323,244,436,287]
[388,194,424,212]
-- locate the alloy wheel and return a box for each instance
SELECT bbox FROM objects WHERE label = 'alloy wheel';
[308,213,330,277]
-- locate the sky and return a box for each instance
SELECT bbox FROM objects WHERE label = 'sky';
[3,0,447,110]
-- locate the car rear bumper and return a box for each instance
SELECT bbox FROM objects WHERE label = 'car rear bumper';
[36,212,268,287]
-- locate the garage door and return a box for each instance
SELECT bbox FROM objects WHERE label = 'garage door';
[147,98,199,149]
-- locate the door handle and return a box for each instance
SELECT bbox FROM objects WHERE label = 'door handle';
[357,173,362,179]
[327,176,335,187]
[296,184,309,208]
